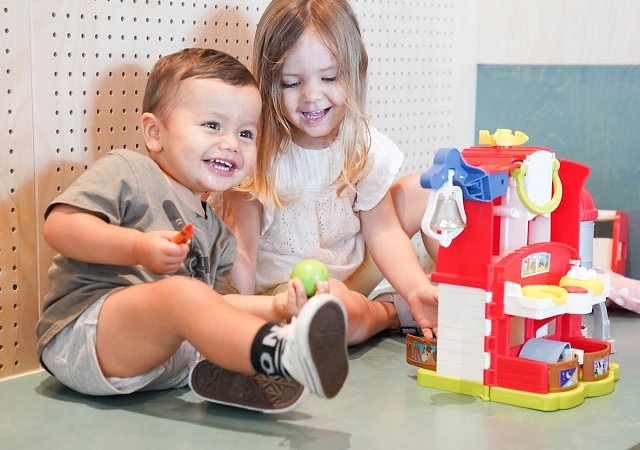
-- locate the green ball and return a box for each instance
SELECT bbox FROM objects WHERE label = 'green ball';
[290,259,330,296]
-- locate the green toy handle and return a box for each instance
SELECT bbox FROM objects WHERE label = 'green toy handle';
[510,159,562,215]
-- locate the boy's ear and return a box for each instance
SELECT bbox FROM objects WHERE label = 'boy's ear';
[141,112,163,154]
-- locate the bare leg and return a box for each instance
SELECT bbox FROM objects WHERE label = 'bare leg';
[329,278,398,345]
[338,172,440,341]
[390,172,439,261]
[96,276,267,378]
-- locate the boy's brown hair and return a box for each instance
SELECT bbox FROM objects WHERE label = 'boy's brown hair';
[143,48,257,121]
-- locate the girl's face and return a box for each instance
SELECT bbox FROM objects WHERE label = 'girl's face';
[144,77,261,200]
[280,29,347,149]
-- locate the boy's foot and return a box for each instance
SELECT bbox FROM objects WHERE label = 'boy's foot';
[280,293,349,399]
[189,360,307,414]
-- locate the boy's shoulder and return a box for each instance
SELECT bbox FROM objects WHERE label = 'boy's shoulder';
[93,149,157,173]
[104,148,150,163]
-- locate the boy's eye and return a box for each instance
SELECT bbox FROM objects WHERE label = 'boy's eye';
[203,122,221,130]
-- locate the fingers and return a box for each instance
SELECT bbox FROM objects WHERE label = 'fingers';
[420,326,437,339]
[287,278,307,316]
[289,278,306,297]
[417,315,437,340]
[315,280,330,295]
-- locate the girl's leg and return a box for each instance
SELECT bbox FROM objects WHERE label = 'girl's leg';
[390,172,439,261]
[343,250,384,297]
[329,278,399,345]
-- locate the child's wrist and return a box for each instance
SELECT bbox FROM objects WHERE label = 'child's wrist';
[273,294,291,322]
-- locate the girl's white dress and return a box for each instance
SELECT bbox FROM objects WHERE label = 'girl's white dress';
[255,127,404,293]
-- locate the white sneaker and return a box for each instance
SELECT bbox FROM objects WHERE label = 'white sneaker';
[279,293,349,399]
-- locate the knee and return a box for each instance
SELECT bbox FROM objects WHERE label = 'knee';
[329,279,368,321]
[152,276,221,305]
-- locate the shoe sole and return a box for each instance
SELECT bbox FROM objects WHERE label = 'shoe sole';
[295,293,349,399]
[189,359,307,414]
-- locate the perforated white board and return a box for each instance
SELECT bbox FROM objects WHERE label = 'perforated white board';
[0,0,476,378]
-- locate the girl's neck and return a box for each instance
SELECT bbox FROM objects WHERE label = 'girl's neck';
[292,130,337,149]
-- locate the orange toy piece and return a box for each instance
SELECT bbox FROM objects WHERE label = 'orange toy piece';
[171,223,193,244]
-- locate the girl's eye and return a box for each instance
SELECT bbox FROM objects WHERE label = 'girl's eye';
[281,81,300,89]
[203,122,221,130]
[322,77,337,82]
[239,130,254,140]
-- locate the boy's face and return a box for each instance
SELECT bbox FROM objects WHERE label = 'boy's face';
[280,29,347,149]
[146,77,261,195]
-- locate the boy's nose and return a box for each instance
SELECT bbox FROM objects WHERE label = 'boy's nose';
[220,133,239,151]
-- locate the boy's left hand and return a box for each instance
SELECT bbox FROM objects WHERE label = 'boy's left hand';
[275,278,331,321]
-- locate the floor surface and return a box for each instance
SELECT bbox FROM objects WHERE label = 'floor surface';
[2,309,639,449]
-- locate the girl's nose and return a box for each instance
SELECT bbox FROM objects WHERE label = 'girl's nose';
[302,81,322,103]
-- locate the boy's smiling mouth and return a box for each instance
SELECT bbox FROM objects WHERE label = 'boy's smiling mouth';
[206,158,236,173]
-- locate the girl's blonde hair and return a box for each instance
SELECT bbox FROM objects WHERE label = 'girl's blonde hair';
[248,0,370,207]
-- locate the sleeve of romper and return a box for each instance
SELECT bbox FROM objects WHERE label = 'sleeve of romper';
[353,127,404,212]
[44,150,138,225]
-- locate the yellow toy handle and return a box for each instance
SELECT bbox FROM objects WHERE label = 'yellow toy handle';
[510,159,562,215]
[522,285,568,305]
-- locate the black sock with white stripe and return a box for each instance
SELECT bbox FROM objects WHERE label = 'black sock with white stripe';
[250,323,290,379]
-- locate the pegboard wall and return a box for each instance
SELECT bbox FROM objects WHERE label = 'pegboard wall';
[0,0,475,379]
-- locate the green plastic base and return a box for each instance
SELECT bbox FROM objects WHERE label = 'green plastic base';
[416,362,618,412]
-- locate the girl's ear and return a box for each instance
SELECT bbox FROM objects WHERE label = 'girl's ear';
[141,112,163,154]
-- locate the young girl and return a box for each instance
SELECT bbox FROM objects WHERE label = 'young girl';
[223,0,439,343]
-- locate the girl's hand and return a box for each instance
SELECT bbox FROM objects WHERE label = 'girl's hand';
[133,230,190,275]
[406,284,439,338]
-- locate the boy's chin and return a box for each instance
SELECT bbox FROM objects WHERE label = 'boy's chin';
[205,176,244,193]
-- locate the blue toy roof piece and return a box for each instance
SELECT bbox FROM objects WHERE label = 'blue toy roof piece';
[420,148,508,202]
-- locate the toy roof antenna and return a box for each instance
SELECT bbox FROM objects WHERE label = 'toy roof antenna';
[479,129,529,147]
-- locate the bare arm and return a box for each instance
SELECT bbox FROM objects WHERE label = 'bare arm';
[223,278,329,322]
[44,203,189,275]
[222,190,262,294]
[361,192,438,336]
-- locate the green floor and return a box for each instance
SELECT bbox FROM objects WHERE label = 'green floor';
[2,309,639,450]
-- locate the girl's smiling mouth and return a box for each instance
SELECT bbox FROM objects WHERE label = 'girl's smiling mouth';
[302,107,330,121]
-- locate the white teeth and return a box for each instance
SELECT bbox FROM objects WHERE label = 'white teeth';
[213,159,232,168]
[208,159,233,171]
[303,109,327,120]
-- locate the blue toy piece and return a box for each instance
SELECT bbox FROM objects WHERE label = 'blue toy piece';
[420,148,508,202]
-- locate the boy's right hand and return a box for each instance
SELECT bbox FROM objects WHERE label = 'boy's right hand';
[133,230,190,275]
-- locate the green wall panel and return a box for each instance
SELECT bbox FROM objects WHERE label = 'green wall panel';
[476,65,639,278]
